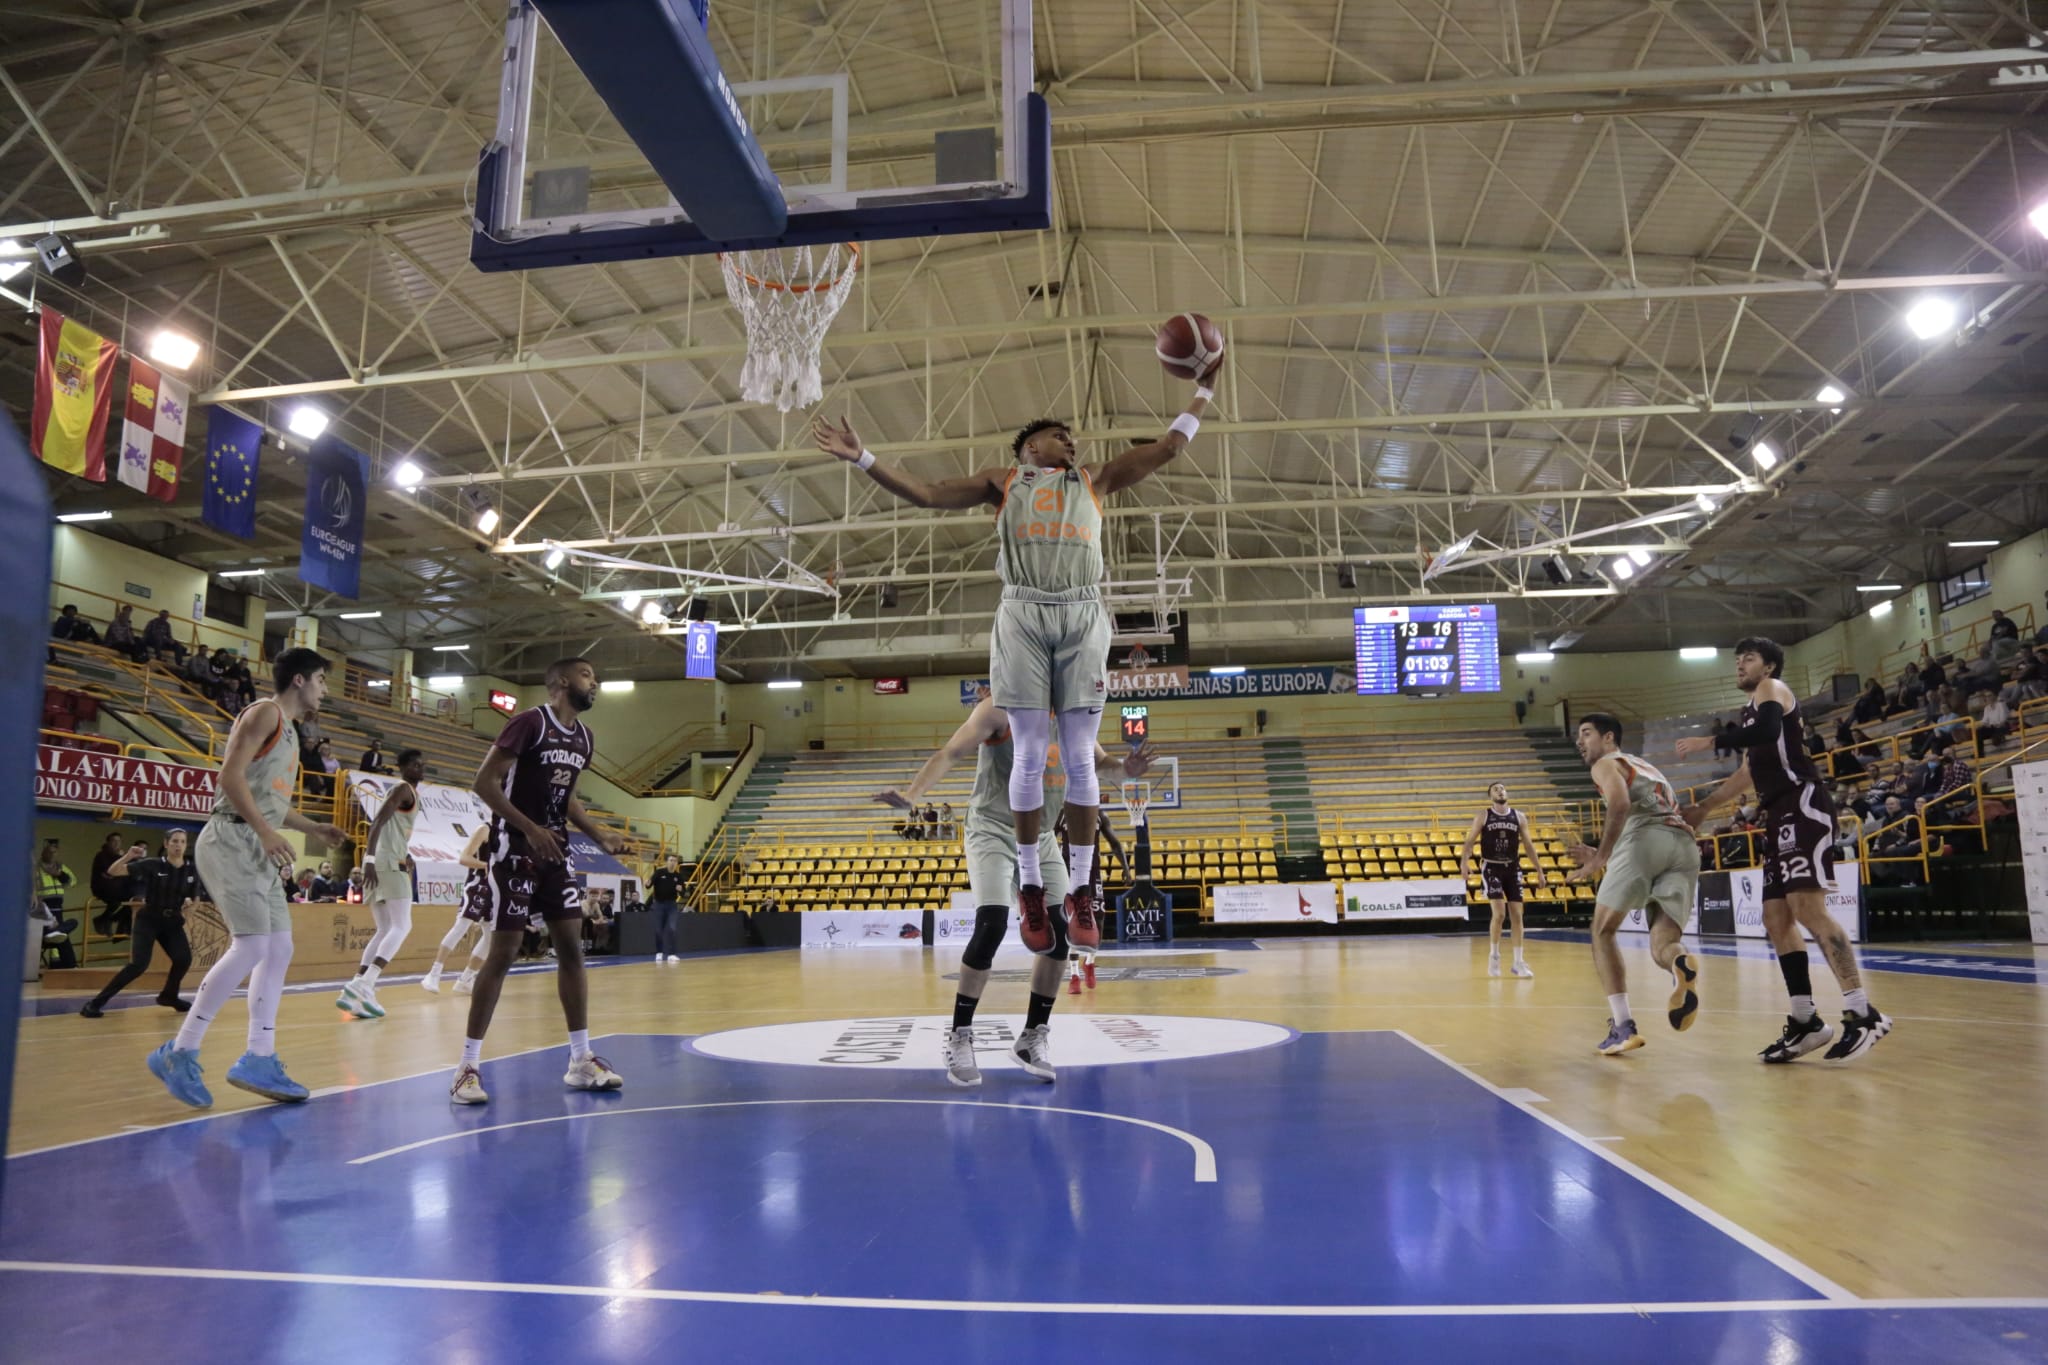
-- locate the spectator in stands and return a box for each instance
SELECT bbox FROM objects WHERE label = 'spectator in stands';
[89,832,143,937]
[309,860,344,901]
[1805,720,1828,759]
[2035,594,2048,647]
[103,604,147,663]
[920,802,940,840]
[295,869,318,901]
[142,608,187,665]
[584,890,617,956]
[51,603,100,647]
[757,891,783,913]
[233,661,256,711]
[345,868,365,903]
[1851,678,1887,725]
[36,840,77,921]
[303,739,340,799]
[1957,644,2002,700]
[941,801,957,840]
[183,644,218,700]
[1990,609,2019,644]
[649,854,684,963]
[1870,797,1925,885]
[1895,662,1925,712]
[359,741,388,774]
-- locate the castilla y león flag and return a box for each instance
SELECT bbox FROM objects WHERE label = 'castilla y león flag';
[116,357,188,502]
[32,309,120,481]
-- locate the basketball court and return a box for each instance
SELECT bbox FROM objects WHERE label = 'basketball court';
[8,0,2048,1361]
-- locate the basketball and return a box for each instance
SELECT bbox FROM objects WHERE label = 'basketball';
[1156,312,1225,381]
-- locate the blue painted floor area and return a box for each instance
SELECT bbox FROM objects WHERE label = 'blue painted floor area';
[4,1029,2038,1363]
[1526,929,2047,985]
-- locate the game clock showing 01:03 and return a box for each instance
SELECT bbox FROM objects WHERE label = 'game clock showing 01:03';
[1352,605,1503,695]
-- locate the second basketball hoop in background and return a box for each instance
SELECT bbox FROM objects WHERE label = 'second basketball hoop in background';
[719,244,860,412]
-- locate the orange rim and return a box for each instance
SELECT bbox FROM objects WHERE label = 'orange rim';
[717,243,861,295]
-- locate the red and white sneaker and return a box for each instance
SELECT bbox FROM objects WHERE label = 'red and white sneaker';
[1083,960,1096,989]
[1066,888,1101,951]
[1017,885,1054,955]
[1068,972,1081,996]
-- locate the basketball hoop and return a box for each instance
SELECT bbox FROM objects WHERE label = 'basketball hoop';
[718,244,860,412]
[1121,781,1151,828]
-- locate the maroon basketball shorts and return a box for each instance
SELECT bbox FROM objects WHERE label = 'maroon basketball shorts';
[1761,783,1837,901]
[1481,861,1522,903]
[462,849,582,930]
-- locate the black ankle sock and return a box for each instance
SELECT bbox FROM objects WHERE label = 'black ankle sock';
[1778,950,1813,999]
[1025,991,1055,1030]
[951,994,979,1030]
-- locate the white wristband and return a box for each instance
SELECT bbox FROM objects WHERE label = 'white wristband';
[856,448,877,471]
[362,858,375,868]
[1169,412,1201,441]
[1194,385,1215,402]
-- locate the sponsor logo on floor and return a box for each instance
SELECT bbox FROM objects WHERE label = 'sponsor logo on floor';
[944,966,1245,982]
[689,1013,1294,1071]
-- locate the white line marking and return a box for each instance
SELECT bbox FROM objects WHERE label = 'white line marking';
[1498,1088,1548,1103]
[1390,1030,1857,1302]
[5,1040,566,1161]
[1588,1136,1626,1142]
[0,1262,2041,1318]
[349,1099,1218,1182]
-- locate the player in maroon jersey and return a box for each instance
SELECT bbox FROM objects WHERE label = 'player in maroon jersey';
[1678,637,1889,1063]
[449,657,629,1104]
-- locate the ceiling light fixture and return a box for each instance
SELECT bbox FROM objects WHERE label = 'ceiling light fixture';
[1611,557,1635,581]
[392,459,425,489]
[1696,493,1717,512]
[148,329,202,371]
[1948,539,1998,548]
[1905,296,1957,340]
[766,679,803,690]
[431,643,470,652]
[1209,666,1246,676]
[474,506,499,535]
[0,240,27,284]
[544,546,567,571]
[287,405,328,440]
[640,601,665,625]
[1871,601,1893,618]
[1514,651,1554,663]
[425,675,462,688]
[339,611,382,620]
[2030,200,2048,238]
[215,568,265,578]
[621,592,642,613]
[1855,584,1902,593]
[56,511,112,523]
[1752,441,1779,470]
[1679,647,1717,660]
[1814,384,1846,407]
[600,679,636,693]
[1627,549,1653,568]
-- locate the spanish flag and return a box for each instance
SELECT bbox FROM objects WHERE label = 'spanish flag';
[32,310,119,481]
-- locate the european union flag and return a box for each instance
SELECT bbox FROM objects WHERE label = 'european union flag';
[202,408,261,540]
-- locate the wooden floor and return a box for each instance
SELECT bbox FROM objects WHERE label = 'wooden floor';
[10,932,2047,1302]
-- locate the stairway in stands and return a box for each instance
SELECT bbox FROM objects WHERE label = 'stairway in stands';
[1261,738,1321,858]
[1528,732,1598,809]
[717,753,793,842]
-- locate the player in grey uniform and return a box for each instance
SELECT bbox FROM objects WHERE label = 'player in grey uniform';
[815,368,1212,960]
[146,648,347,1109]
[337,747,425,1020]
[874,694,1153,1086]
[1566,713,1703,1058]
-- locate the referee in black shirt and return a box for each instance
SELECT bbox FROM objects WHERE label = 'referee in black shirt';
[650,854,685,963]
[79,830,204,1018]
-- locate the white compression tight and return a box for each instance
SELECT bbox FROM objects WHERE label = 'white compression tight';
[1057,708,1103,809]
[1005,708,1054,812]
[360,899,414,968]
[436,915,487,963]
[174,931,294,1056]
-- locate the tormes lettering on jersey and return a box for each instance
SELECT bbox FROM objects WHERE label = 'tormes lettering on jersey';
[494,706,594,844]
[1480,806,1522,863]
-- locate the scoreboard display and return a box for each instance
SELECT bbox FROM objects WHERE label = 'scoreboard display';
[1353,604,1503,695]
[1120,704,1150,746]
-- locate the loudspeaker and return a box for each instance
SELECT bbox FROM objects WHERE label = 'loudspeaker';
[1336,564,1356,590]
[879,583,899,608]
[35,234,85,288]
[1542,554,1570,585]
[686,598,711,622]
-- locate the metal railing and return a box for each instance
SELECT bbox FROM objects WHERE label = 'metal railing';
[48,578,266,661]
[1875,600,2037,685]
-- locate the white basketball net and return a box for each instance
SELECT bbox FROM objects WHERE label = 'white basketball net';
[718,244,860,412]
[1121,780,1151,828]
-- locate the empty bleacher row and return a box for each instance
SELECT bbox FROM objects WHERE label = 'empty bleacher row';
[1320,829,1585,905]
[700,725,1577,913]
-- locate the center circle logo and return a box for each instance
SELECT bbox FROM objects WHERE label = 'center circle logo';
[690,1014,1294,1072]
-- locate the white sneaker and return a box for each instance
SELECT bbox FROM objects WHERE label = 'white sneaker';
[1512,958,1534,979]
[1012,1024,1055,1083]
[565,1053,624,1091]
[942,1026,982,1088]
[450,1063,488,1105]
[336,979,384,1019]
[452,968,477,996]
[421,965,442,994]
[1487,950,1502,979]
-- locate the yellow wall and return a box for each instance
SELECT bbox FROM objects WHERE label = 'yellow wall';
[51,526,269,657]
